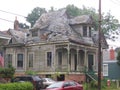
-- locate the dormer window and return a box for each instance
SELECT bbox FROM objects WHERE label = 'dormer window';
[83,26,87,37]
[89,27,91,37]
[32,30,38,37]
[83,26,92,37]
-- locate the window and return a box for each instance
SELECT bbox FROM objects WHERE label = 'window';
[32,30,38,37]
[5,54,12,67]
[103,64,108,76]
[28,53,33,67]
[83,26,87,37]
[17,54,23,68]
[69,81,77,86]
[47,52,52,67]
[89,27,91,37]
[58,52,62,65]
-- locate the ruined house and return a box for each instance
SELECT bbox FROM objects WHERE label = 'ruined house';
[3,9,108,82]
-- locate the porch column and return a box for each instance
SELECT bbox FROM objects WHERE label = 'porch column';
[53,44,56,71]
[13,48,16,68]
[24,47,27,71]
[77,48,79,71]
[67,44,70,72]
[84,49,87,67]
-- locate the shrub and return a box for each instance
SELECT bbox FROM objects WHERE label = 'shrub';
[0,64,15,79]
[0,82,33,90]
[25,70,37,75]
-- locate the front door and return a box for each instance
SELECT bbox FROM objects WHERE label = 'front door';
[88,54,94,71]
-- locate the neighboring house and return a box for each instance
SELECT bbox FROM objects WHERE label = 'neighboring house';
[3,9,108,82]
[0,31,11,67]
[103,47,120,80]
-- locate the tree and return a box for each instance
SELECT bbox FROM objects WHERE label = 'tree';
[48,7,55,12]
[65,4,81,17]
[65,5,119,40]
[26,7,47,27]
[117,51,120,65]
[102,12,119,40]
[19,23,30,29]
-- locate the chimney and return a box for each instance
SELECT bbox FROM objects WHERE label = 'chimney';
[14,16,19,30]
[109,47,115,60]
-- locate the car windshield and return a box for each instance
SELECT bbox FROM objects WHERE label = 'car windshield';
[47,78,55,82]
[32,76,41,81]
[47,82,63,88]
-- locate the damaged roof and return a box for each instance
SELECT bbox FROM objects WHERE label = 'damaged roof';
[30,9,95,44]
[32,9,93,30]
[5,9,107,48]
[0,31,11,39]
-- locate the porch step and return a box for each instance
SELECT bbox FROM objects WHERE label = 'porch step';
[86,71,98,82]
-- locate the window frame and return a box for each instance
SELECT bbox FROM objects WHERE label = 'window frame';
[47,52,52,67]
[58,52,62,65]
[28,53,34,67]
[83,26,87,37]
[17,53,23,68]
[103,64,108,76]
[5,54,12,67]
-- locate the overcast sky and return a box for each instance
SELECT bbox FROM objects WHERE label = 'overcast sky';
[0,0,120,31]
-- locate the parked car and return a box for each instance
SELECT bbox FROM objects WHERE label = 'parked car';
[42,78,56,88]
[11,75,43,90]
[46,80,83,90]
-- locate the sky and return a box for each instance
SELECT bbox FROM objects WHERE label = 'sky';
[0,0,120,47]
[0,0,120,30]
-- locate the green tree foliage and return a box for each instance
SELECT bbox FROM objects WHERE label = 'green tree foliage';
[102,12,119,40]
[19,23,29,29]
[65,5,119,40]
[48,7,55,12]
[117,51,120,65]
[65,5,81,17]
[26,7,47,27]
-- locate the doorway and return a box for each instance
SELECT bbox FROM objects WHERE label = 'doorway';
[88,54,94,71]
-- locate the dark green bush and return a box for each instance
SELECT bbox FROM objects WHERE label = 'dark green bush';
[0,82,33,90]
[0,65,15,78]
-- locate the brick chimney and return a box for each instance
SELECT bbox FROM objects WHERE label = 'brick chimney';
[109,47,115,60]
[14,16,19,30]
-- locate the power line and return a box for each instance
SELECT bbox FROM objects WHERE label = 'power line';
[0,9,27,18]
[110,0,120,6]
[0,18,14,23]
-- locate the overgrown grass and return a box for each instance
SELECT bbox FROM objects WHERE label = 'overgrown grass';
[83,79,120,90]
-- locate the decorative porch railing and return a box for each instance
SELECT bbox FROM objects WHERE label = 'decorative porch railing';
[55,65,68,72]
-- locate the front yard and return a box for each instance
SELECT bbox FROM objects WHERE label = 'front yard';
[83,80,120,90]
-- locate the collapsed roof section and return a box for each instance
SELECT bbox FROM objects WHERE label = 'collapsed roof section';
[30,9,95,44]
[5,9,108,48]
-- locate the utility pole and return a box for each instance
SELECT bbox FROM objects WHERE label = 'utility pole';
[98,0,102,90]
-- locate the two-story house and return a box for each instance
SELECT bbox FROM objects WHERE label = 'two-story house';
[3,9,108,82]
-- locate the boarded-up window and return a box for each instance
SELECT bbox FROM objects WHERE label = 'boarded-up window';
[47,52,52,67]
[17,54,23,68]
[28,53,33,67]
